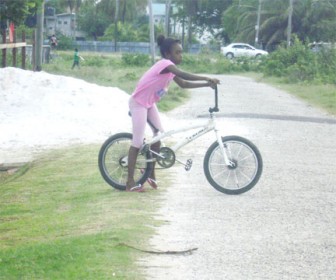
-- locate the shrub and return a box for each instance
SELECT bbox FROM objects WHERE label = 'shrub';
[121,53,149,66]
[56,33,74,50]
[83,56,105,67]
[260,38,336,84]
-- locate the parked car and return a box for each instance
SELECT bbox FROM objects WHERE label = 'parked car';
[221,43,268,59]
[309,42,335,52]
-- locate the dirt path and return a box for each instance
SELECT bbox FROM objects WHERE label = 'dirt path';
[140,75,336,279]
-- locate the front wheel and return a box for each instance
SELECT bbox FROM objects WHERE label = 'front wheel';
[203,136,263,195]
[98,133,153,190]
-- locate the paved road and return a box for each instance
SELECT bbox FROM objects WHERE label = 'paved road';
[140,75,336,279]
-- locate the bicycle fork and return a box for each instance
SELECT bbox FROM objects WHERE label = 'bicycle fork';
[214,129,235,168]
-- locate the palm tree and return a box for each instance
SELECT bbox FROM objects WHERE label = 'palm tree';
[222,0,260,44]
[259,0,290,47]
[298,0,336,42]
[224,0,336,48]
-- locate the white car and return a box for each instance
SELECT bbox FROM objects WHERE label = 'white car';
[221,43,268,59]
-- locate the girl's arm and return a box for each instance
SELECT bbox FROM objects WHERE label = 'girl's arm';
[174,76,214,89]
[165,64,210,81]
[165,65,219,89]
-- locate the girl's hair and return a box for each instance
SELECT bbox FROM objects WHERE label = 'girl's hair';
[157,35,181,57]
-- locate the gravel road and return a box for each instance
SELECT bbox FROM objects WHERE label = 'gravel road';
[140,75,336,280]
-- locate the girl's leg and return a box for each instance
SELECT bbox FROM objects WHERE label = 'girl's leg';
[147,104,163,185]
[127,98,147,190]
[126,146,140,191]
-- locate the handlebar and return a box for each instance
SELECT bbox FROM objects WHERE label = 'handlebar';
[209,85,219,113]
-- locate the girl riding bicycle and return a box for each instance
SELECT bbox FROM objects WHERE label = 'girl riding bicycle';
[127,35,220,192]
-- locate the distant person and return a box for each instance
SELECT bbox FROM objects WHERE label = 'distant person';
[50,34,58,49]
[71,48,84,69]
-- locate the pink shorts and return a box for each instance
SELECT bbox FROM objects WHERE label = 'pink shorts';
[129,97,163,148]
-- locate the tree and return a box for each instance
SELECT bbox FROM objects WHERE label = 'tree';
[77,0,147,40]
[77,0,110,40]
[194,0,233,36]
[102,21,163,42]
[298,0,336,42]
[44,0,81,14]
[0,0,43,26]
[93,0,147,24]
[222,0,336,48]
[222,0,261,44]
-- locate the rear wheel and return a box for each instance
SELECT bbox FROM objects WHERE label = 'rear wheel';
[226,52,234,59]
[98,133,153,190]
[203,136,262,195]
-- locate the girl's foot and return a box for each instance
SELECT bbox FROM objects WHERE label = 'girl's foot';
[140,169,158,189]
[127,184,145,192]
[147,178,158,189]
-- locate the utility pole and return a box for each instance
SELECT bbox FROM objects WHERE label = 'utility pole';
[35,0,45,71]
[114,0,119,52]
[287,0,294,47]
[165,0,172,37]
[255,0,262,47]
[148,0,155,64]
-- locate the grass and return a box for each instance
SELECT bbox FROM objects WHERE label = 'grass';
[0,145,163,279]
[270,82,335,115]
[10,50,334,115]
[241,72,336,115]
[1,50,334,278]
[42,51,189,112]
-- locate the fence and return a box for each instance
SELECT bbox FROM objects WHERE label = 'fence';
[1,29,27,68]
[73,41,216,54]
[25,45,51,64]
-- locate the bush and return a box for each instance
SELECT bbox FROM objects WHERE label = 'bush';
[260,38,336,84]
[56,33,74,50]
[121,53,150,66]
[83,56,104,67]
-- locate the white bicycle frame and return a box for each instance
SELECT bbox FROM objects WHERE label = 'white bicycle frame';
[144,113,232,166]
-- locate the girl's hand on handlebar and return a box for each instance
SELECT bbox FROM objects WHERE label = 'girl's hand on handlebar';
[207,78,220,89]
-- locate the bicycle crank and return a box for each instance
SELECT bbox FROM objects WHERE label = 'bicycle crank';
[157,147,176,168]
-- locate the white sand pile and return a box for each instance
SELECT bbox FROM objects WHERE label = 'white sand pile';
[0,67,133,163]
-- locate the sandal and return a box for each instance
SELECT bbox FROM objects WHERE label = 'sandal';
[140,169,158,189]
[127,184,145,192]
[147,178,158,189]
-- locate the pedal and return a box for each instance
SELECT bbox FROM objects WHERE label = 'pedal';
[185,159,193,171]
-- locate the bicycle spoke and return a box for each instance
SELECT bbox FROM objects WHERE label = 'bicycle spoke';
[233,170,239,188]
[204,136,262,194]
[238,153,255,163]
[99,133,153,190]
[234,143,243,159]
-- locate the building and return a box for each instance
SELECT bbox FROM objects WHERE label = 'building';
[44,7,85,39]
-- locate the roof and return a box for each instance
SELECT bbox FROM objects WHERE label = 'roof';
[56,13,75,18]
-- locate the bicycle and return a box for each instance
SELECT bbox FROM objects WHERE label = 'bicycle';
[98,86,263,195]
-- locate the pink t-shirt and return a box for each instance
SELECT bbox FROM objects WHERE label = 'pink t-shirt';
[131,59,176,108]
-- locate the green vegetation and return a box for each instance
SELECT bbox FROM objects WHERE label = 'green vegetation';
[42,51,189,112]
[260,39,336,84]
[39,45,335,115]
[0,145,162,279]
[222,0,336,47]
[2,1,335,277]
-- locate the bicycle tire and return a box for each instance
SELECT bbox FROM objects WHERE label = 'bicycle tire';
[203,136,263,195]
[98,132,153,190]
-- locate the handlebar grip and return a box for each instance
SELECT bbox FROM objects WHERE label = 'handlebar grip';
[209,85,219,113]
